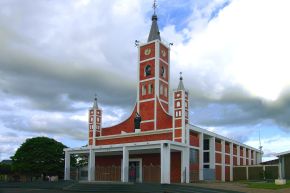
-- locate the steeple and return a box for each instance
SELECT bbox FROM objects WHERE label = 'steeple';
[177,72,185,91]
[147,0,161,42]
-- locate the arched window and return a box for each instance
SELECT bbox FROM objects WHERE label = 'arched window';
[164,86,167,97]
[142,84,146,96]
[148,84,153,94]
[176,101,181,107]
[160,84,163,95]
[161,66,166,78]
[144,65,151,77]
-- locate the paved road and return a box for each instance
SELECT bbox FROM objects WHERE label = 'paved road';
[0,181,244,193]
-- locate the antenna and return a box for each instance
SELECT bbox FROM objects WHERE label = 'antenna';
[259,128,263,152]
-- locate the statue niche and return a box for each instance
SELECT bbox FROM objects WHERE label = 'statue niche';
[134,112,142,131]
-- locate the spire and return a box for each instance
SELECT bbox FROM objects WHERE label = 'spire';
[147,0,161,42]
[93,94,98,109]
[177,72,185,91]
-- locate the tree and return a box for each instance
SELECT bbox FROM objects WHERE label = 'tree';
[0,163,12,174]
[11,137,67,178]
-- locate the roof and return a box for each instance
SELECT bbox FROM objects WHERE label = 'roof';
[147,14,161,42]
[188,124,261,152]
[177,76,185,91]
[260,159,279,165]
[1,159,12,165]
[276,150,290,157]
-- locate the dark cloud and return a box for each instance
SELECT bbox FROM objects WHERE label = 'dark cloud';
[188,84,290,131]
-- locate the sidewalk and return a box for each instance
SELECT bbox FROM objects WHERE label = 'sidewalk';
[191,182,290,193]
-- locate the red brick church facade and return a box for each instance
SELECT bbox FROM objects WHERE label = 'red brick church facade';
[64,8,262,184]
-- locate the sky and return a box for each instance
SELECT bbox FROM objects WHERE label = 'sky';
[0,0,290,162]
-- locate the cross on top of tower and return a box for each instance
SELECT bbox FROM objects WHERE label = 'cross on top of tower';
[147,0,161,42]
[153,0,157,15]
[93,93,98,108]
[179,72,183,80]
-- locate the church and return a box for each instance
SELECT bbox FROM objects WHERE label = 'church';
[64,6,262,184]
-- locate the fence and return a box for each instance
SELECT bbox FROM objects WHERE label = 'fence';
[95,166,121,181]
[233,165,279,181]
[143,164,160,183]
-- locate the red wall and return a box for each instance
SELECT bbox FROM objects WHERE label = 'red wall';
[190,132,199,147]
[139,100,154,121]
[225,155,230,164]
[95,132,172,146]
[225,143,230,154]
[215,153,222,163]
[225,166,230,181]
[171,152,181,183]
[215,141,221,151]
[215,165,221,181]
[95,155,122,167]
[140,42,155,61]
[102,105,137,136]
[157,98,172,130]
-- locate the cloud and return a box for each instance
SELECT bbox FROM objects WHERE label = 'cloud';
[0,0,290,160]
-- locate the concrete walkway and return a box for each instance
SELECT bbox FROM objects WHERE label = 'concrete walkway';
[192,182,290,193]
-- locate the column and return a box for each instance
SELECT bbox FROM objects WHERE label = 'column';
[64,151,70,180]
[209,137,216,169]
[161,143,171,184]
[243,147,246,165]
[248,150,252,165]
[257,151,262,164]
[237,145,240,165]
[229,143,233,181]
[198,133,204,181]
[221,140,225,182]
[253,151,257,165]
[122,146,129,182]
[88,149,95,181]
[181,147,190,183]
[281,156,285,179]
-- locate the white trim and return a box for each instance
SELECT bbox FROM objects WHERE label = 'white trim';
[187,124,260,152]
[64,140,187,153]
[128,158,143,183]
[243,147,246,165]
[181,147,190,183]
[159,78,169,85]
[141,119,154,123]
[139,98,155,103]
[159,98,168,104]
[221,140,225,182]
[237,145,240,166]
[88,148,95,181]
[137,44,140,113]
[209,137,215,169]
[139,77,155,83]
[122,146,129,182]
[230,142,233,181]
[199,133,204,181]
[276,150,290,156]
[140,57,156,63]
[160,142,171,184]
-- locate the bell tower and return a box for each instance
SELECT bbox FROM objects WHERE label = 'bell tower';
[137,4,170,131]
[173,73,189,143]
[88,95,102,146]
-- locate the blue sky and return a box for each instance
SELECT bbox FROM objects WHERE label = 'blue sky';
[0,0,290,162]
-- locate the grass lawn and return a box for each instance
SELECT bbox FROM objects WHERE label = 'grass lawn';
[246,180,290,190]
